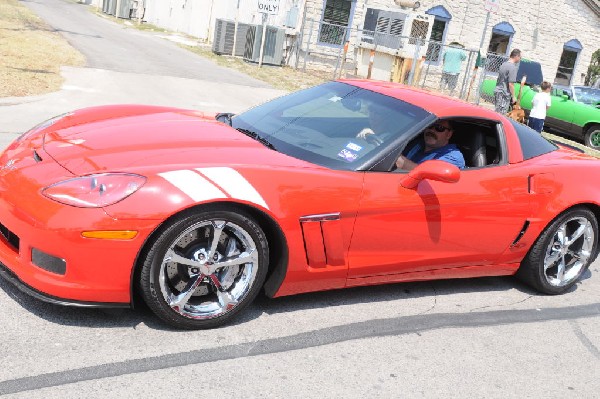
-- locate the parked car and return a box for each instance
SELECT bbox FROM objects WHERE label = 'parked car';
[1,80,599,329]
[481,80,600,149]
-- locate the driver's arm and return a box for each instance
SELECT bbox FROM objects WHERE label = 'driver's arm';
[395,155,418,171]
[356,127,375,139]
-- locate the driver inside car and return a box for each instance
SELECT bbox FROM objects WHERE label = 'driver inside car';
[355,102,396,146]
[396,120,466,171]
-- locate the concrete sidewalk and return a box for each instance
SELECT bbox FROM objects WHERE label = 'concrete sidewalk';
[0,66,286,147]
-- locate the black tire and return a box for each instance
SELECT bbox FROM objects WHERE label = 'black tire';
[517,206,598,294]
[584,124,600,150]
[140,209,269,329]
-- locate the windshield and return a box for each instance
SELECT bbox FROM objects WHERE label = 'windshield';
[232,81,430,170]
[574,87,600,106]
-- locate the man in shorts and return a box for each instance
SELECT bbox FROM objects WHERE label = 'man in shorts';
[494,49,522,114]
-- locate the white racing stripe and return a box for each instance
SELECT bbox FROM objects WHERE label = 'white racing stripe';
[197,167,269,209]
[158,170,226,202]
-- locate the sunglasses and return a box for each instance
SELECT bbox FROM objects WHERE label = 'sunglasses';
[430,124,451,132]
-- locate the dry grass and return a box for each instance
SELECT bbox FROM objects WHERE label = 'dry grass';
[544,132,600,158]
[0,0,84,97]
[93,10,327,91]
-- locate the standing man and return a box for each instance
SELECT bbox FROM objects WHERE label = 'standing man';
[440,42,467,96]
[494,49,522,114]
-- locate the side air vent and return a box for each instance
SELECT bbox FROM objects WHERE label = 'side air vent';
[299,213,345,268]
[511,220,530,246]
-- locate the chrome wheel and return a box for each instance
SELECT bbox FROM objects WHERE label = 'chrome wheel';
[158,219,259,320]
[543,216,594,287]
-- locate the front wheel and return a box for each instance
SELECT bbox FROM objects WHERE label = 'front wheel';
[584,124,600,150]
[140,209,269,329]
[517,207,598,294]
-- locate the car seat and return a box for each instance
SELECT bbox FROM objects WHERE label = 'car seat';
[456,131,487,167]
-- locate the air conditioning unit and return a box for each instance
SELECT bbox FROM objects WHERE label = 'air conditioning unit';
[212,19,254,57]
[244,25,285,66]
[116,0,132,19]
[360,8,433,59]
[103,0,117,16]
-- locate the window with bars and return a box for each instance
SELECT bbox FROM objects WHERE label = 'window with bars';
[319,0,353,45]
[408,20,429,45]
[554,40,583,86]
[425,19,447,62]
[554,49,579,85]
[424,6,451,64]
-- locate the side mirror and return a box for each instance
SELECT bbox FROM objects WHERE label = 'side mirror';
[400,160,460,189]
[560,94,569,100]
[215,113,235,126]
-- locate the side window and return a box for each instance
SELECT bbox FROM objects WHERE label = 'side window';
[508,119,557,160]
[393,118,503,173]
[450,120,504,168]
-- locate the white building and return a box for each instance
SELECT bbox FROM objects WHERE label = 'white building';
[299,0,600,86]
[105,0,599,86]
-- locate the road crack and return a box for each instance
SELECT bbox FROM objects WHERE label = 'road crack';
[468,295,533,312]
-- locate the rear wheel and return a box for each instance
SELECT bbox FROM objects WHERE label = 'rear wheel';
[140,209,269,329]
[517,207,597,294]
[584,124,600,150]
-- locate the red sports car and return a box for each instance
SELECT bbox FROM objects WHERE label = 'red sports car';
[0,80,598,329]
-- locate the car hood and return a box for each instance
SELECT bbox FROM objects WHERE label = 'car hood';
[41,106,313,175]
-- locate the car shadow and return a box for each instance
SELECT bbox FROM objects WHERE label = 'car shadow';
[252,276,539,317]
[2,272,574,331]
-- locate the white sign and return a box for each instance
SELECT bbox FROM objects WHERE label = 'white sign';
[257,0,280,15]
[484,0,500,13]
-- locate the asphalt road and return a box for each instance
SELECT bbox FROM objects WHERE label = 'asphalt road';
[0,0,284,137]
[0,1,599,397]
[23,0,271,87]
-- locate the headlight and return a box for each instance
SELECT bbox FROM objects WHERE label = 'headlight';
[17,112,72,142]
[42,173,146,208]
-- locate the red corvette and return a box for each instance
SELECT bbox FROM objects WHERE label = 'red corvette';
[0,80,598,329]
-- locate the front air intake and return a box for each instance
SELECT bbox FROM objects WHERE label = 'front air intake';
[0,222,20,253]
[32,248,66,275]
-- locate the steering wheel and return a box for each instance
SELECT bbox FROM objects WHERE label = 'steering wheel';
[364,133,384,146]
